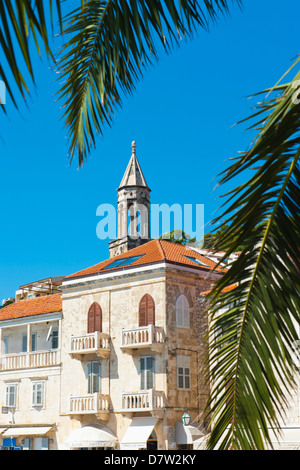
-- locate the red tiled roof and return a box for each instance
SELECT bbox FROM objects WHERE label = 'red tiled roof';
[200,282,238,296]
[0,294,62,321]
[67,239,226,279]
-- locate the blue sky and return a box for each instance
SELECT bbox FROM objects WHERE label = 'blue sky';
[0,0,299,301]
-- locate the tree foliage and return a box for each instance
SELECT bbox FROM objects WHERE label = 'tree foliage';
[159,229,197,245]
[0,0,241,164]
[205,57,300,450]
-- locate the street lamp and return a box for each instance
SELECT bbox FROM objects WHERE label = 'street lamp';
[181,411,191,426]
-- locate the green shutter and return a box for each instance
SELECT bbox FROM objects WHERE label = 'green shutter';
[23,438,30,450]
[41,438,49,450]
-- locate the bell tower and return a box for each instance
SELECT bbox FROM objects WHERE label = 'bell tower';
[108,141,151,258]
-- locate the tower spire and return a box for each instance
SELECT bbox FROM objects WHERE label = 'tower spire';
[118,141,148,190]
[108,141,151,258]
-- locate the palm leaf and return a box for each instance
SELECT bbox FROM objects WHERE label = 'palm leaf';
[205,58,300,450]
[0,0,62,107]
[56,0,242,166]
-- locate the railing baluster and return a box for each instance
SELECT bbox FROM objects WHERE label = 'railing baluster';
[69,393,110,414]
[121,325,164,348]
[121,390,165,411]
[70,332,110,355]
[0,349,60,370]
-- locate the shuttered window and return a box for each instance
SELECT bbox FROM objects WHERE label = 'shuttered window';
[88,361,101,393]
[140,356,154,390]
[3,336,8,354]
[139,294,155,327]
[51,329,59,349]
[22,333,37,352]
[176,295,190,328]
[177,355,191,390]
[6,384,17,407]
[32,382,44,407]
[23,438,30,450]
[87,302,102,333]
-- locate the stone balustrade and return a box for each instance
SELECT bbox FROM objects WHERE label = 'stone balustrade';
[121,389,165,412]
[70,331,110,358]
[69,393,110,415]
[0,349,60,371]
[121,325,164,352]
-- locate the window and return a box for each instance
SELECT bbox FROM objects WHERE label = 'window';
[177,355,190,390]
[3,336,8,355]
[140,355,154,390]
[88,361,101,394]
[6,384,17,407]
[22,332,37,352]
[51,329,59,349]
[183,255,209,267]
[103,254,144,270]
[176,294,190,328]
[139,294,155,327]
[22,334,27,353]
[32,382,44,407]
[22,437,48,450]
[32,437,49,450]
[87,303,102,333]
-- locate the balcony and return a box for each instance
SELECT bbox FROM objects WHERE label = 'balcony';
[69,393,110,419]
[121,325,164,353]
[70,331,110,359]
[121,390,165,416]
[0,349,60,371]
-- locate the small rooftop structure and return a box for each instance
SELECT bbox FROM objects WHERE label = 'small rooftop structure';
[15,276,64,301]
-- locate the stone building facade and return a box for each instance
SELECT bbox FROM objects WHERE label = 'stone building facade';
[0,143,224,450]
[56,236,222,450]
[0,142,299,450]
[0,237,223,449]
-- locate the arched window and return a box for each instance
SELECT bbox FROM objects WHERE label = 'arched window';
[139,294,155,327]
[87,302,102,333]
[176,294,189,328]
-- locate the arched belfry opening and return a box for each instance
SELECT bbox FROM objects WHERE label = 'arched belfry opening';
[109,141,151,258]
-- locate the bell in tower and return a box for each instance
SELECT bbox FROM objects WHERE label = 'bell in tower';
[108,141,151,258]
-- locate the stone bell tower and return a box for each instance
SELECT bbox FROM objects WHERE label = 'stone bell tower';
[108,141,151,258]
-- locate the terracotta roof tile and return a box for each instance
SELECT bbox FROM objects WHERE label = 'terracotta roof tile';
[200,282,238,296]
[0,294,62,321]
[67,239,226,280]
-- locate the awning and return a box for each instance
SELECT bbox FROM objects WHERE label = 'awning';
[0,428,7,435]
[268,427,300,450]
[193,427,300,450]
[65,425,117,449]
[193,434,210,450]
[2,426,52,437]
[120,417,158,450]
[176,421,205,445]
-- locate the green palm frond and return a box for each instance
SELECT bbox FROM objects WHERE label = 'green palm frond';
[205,57,300,450]
[57,0,242,166]
[0,0,61,107]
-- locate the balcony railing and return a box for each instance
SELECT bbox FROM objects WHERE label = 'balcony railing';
[121,389,165,412]
[0,349,60,371]
[69,393,110,416]
[70,331,110,358]
[121,325,164,353]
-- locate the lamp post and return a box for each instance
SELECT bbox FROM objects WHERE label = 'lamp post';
[181,411,191,426]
